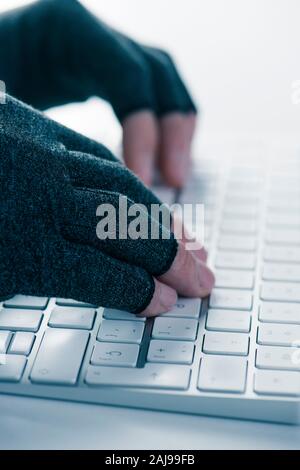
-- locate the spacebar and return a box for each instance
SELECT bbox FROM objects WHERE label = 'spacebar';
[31,329,89,385]
[86,364,190,390]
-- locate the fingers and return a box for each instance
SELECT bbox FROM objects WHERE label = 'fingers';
[122,111,159,186]
[139,278,177,317]
[159,112,197,188]
[158,242,215,298]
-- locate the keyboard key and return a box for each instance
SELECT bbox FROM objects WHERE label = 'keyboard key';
[86,364,191,390]
[218,235,257,252]
[254,370,300,396]
[0,331,12,354]
[162,298,201,319]
[206,309,251,333]
[262,263,300,282]
[215,253,256,270]
[223,204,258,219]
[49,307,96,330]
[103,309,145,322]
[259,302,300,324]
[257,323,300,347]
[265,229,300,246]
[209,289,253,310]
[0,309,43,332]
[97,320,144,344]
[198,356,247,393]
[91,342,139,367]
[31,329,89,385]
[264,247,300,263]
[147,340,194,364]
[267,213,300,229]
[0,355,27,382]
[261,282,300,302]
[9,332,35,356]
[215,269,254,289]
[4,295,48,310]
[152,317,198,341]
[203,332,249,356]
[256,346,300,371]
[221,219,257,235]
[56,298,96,308]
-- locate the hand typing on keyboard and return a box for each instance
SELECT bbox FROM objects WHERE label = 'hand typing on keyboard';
[0,96,214,317]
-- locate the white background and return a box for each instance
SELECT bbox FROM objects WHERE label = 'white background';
[0,0,300,449]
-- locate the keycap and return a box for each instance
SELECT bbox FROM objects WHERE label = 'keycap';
[56,298,96,308]
[198,356,247,393]
[0,331,12,354]
[203,331,249,356]
[91,342,139,367]
[259,302,300,324]
[267,214,300,229]
[86,364,190,390]
[30,329,89,385]
[268,200,300,213]
[209,289,253,310]
[0,309,43,332]
[9,332,35,356]
[147,340,194,364]
[206,309,251,333]
[257,323,300,347]
[223,204,258,219]
[0,355,27,382]
[152,317,198,341]
[265,229,300,246]
[49,307,96,330]
[97,320,144,344]
[221,219,257,234]
[264,247,300,263]
[261,282,300,302]
[162,298,201,319]
[103,308,145,322]
[254,370,300,396]
[215,253,256,270]
[215,269,254,289]
[256,346,300,371]
[218,235,257,252]
[262,263,300,282]
[4,295,48,310]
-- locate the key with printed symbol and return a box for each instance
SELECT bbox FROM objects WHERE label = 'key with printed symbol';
[203,331,249,356]
[97,320,144,344]
[0,355,27,382]
[206,309,251,333]
[31,328,89,385]
[257,323,300,347]
[147,340,194,364]
[256,346,300,371]
[0,309,43,332]
[198,356,247,393]
[9,332,35,356]
[259,302,300,324]
[254,370,300,396]
[215,253,256,270]
[261,282,300,302]
[85,364,191,390]
[152,317,198,341]
[162,298,201,319]
[262,263,300,282]
[209,289,253,311]
[103,309,145,322]
[91,342,139,367]
[49,307,96,330]
[215,269,254,289]
[4,295,48,310]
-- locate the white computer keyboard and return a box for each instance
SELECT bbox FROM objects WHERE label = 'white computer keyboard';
[0,145,299,424]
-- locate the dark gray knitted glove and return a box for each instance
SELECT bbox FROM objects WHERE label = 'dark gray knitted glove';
[0,95,178,312]
[0,0,196,120]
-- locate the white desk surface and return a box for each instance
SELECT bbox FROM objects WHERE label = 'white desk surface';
[0,394,299,450]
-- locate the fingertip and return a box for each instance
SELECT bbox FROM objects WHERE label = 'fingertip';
[139,278,177,317]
